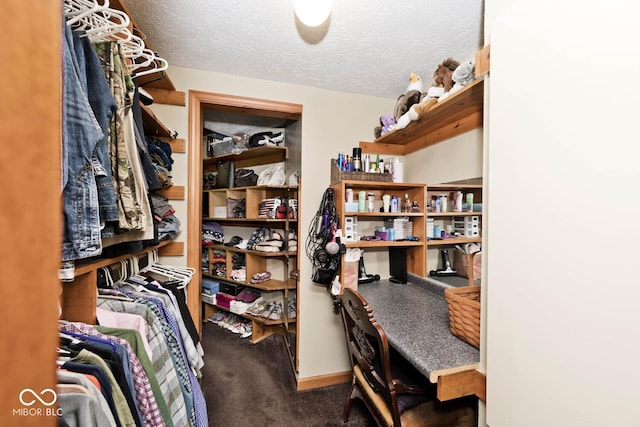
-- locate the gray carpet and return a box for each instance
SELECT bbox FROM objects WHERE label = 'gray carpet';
[200,321,375,427]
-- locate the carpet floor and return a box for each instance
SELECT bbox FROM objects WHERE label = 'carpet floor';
[200,321,375,427]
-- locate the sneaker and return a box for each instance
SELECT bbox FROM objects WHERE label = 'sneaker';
[247,298,266,316]
[287,301,297,319]
[207,312,226,324]
[250,271,271,284]
[261,302,276,318]
[268,303,283,320]
[240,322,252,339]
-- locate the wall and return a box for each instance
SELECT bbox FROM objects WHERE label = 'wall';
[485,1,640,426]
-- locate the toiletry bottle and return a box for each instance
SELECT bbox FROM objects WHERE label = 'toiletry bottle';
[404,194,411,213]
[375,154,380,172]
[364,154,370,173]
[378,157,384,174]
[392,157,402,182]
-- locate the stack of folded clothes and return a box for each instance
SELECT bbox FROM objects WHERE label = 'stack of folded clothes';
[202,221,224,245]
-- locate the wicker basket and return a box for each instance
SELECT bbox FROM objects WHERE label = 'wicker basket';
[444,285,481,348]
[330,159,392,184]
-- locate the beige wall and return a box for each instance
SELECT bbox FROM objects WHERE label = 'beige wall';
[152,65,484,380]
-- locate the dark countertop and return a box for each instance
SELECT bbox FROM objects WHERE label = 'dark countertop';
[357,275,479,382]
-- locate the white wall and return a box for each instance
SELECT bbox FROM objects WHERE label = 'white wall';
[485,1,640,426]
[151,66,396,379]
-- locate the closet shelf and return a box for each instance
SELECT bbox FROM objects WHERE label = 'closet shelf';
[203,218,297,225]
[203,146,288,171]
[359,78,484,156]
[141,104,173,138]
[203,273,296,291]
[204,244,296,258]
[74,239,173,276]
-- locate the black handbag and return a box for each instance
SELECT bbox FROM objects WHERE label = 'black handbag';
[234,168,258,187]
[215,160,235,188]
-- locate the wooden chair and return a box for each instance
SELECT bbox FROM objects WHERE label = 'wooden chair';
[339,288,476,427]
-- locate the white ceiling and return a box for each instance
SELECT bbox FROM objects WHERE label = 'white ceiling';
[125,0,484,99]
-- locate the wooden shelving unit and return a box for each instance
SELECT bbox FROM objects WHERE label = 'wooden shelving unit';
[359,78,484,156]
[332,180,427,287]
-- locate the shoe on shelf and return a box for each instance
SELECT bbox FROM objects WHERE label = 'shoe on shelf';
[240,322,252,339]
[287,301,297,319]
[250,271,271,284]
[247,298,266,316]
[261,302,276,319]
[268,303,283,321]
[207,312,226,324]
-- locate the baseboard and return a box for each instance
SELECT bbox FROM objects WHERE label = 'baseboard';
[296,370,353,391]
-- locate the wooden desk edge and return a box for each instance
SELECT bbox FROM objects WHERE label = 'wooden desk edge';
[431,364,486,402]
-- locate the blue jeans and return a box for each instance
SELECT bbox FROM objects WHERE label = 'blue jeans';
[62,21,103,261]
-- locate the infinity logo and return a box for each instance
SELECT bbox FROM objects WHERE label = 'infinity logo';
[19,389,57,407]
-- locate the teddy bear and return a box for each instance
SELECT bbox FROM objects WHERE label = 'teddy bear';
[439,58,475,102]
[374,114,396,139]
[433,58,460,93]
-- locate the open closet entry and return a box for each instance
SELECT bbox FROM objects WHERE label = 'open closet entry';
[187,91,303,375]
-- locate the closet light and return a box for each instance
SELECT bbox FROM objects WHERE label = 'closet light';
[294,0,332,27]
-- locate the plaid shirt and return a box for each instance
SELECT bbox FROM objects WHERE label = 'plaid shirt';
[98,297,189,427]
[61,322,166,427]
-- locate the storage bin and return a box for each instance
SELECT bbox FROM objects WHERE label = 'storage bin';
[444,285,481,348]
[330,159,392,184]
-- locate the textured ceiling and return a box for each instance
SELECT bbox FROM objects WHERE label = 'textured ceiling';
[125,0,484,99]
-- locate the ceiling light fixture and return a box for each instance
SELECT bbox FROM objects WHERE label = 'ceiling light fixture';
[294,0,332,27]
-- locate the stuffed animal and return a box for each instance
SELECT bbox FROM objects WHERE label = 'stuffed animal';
[439,59,475,102]
[374,114,396,139]
[393,73,423,122]
[433,58,460,93]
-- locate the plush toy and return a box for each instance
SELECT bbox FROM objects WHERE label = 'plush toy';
[393,73,423,122]
[439,59,476,102]
[374,114,396,139]
[433,58,460,93]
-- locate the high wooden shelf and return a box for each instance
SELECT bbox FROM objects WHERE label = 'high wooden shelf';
[359,78,484,156]
[203,146,288,172]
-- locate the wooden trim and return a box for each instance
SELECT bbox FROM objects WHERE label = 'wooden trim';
[402,111,483,155]
[158,241,184,256]
[0,2,61,425]
[145,88,186,106]
[187,91,205,337]
[190,90,302,120]
[436,368,486,402]
[296,371,353,391]
[158,136,185,153]
[475,44,491,78]
[155,185,185,200]
[358,140,406,156]
[187,91,304,338]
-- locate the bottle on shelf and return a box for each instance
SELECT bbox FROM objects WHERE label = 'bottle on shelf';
[375,154,380,173]
[378,157,384,174]
[404,193,412,213]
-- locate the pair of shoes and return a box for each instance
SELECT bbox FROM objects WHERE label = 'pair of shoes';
[250,271,271,284]
[261,302,277,318]
[246,298,267,316]
[287,301,297,319]
[268,303,283,320]
[207,312,226,324]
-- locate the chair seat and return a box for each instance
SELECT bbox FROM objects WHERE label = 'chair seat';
[354,366,475,426]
